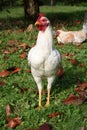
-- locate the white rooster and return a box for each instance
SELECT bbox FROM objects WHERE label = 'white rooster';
[28,13,62,108]
[56,22,87,45]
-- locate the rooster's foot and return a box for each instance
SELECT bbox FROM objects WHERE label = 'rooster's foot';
[36,105,43,110]
[45,102,50,107]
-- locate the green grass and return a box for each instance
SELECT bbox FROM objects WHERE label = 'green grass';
[0,5,87,130]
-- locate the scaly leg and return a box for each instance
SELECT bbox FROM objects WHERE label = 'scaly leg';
[45,76,55,107]
[38,89,42,108]
[33,76,43,109]
[45,88,50,107]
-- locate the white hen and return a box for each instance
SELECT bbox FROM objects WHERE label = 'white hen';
[56,22,87,45]
[28,13,62,108]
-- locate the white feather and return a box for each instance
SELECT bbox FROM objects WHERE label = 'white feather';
[28,20,62,91]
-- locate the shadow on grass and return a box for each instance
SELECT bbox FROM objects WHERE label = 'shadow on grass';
[52,66,86,94]
[46,10,87,28]
[0,8,87,30]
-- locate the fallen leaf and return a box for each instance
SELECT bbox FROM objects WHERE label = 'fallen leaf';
[19,52,27,59]
[75,20,82,24]
[76,90,87,97]
[2,48,18,54]
[7,116,21,128]
[3,50,10,54]
[63,93,86,105]
[6,104,11,116]
[25,69,31,73]
[48,112,64,118]
[57,67,64,78]
[19,43,28,49]
[79,63,84,67]
[15,29,23,33]
[6,29,12,33]
[69,59,79,65]
[76,82,87,91]
[9,39,15,44]
[26,24,33,32]
[10,67,21,74]
[0,67,21,77]
[39,123,52,130]
[0,70,10,77]
[62,53,74,59]
[24,128,36,130]
[6,104,21,128]
[0,81,6,87]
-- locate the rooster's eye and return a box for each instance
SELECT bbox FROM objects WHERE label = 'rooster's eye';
[42,19,46,22]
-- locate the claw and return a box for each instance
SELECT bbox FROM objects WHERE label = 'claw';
[45,102,50,107]
[45,88,50,107]
[36,105,43,110]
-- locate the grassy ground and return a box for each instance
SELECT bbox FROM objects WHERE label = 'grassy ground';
[0,5,87,130]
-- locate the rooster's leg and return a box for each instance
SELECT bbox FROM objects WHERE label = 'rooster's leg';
[45,76,55,107]
[38,89,42,108]
[46,88,50,107]
[33,77,43,108]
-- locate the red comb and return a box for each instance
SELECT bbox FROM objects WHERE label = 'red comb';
[38,13,45,19]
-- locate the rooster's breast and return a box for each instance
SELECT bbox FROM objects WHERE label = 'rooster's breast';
[44,49,61,76]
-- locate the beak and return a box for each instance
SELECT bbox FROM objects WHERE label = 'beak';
[35,21,40,26]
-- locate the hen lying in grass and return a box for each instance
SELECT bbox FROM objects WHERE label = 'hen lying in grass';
[56,22,87,45]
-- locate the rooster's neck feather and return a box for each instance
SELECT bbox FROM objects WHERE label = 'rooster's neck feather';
[36,25,54,52]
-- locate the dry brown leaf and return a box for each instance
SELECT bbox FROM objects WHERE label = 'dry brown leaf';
[3,50,10,54]
[7,116,21,128]
[0,67,21,77]
[57,67,64,78]
[69,59,79,65]
[48,112,64,118]
[0,70,10,77]
[6,104,21,128]
[0,81,6,87]
[19,52,27,59]
[26,24,33,32]
[24,128,36,130]
[76,82,87,91]
[79,63,84,67]
[9,39,15,44]
[25,69,31,73]
[10,67,21,74]
[39,123,52,130]
[19,43,28,49]
[76,90,87,97]
[63,93,86,105]
[75,20,82,24]
[62,53,74,59]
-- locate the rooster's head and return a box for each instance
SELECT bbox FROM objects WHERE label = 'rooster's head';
[35,13,50,31]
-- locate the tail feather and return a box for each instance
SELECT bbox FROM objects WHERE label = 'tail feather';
[84,12,87,24]
[83,12,87,34]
